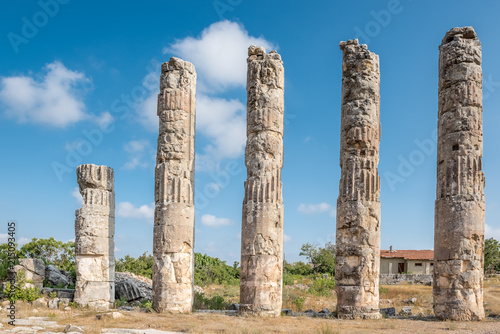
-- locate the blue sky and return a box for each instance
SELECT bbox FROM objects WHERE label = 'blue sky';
[1,0,500,264]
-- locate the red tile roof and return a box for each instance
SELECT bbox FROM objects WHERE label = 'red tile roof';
[380,250,434,260]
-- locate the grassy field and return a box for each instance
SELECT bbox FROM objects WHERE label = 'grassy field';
[4,277,500,334]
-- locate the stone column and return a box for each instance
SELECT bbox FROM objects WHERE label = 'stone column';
[434,26,485,321]
[152,57,196,313]
[240,45,284,317]
[74,164,115,310]
[335,39,381,320]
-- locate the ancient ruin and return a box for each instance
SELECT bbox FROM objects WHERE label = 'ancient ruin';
[152,57,196,313]
[335,39,381,320]
[240,45,284,317]
[74,164,115,310]
[434,26,485,321]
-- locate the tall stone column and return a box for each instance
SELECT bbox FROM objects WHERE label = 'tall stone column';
[74,164,115,310]
[152,57,196,313]
[335,39,381,320]
[240,45,284,317]
[434,26,485,321]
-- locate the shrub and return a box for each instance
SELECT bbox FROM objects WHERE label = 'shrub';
[293,296,305,311]
[308,277,335,297]
[0,243,20,280]
[114,252,240,286]
[115,252,153,278]
[3,271,41,302]
[485,237,500,273]
[192,292,229,310]
[114,297,128,308]
[194,253,239,286]
[317,324,339,334]
[19,237,75,274]
[299,242,335,275]
[141,299,153,312]
[284,260,313,276]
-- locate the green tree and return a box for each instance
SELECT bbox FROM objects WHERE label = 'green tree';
[485,237,500,273]
[19,237,75,274]
[0,242,21,280]
[299,242,335,275]
[115,252,153,278]
[283,260,313,276]
[194,253,239,286]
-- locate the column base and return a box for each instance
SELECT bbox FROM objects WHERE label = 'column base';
[337,306,381,320]
[239,304,281,317]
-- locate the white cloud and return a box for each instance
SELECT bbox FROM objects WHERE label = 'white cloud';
[65,140,83,151]
[0,234,30,245]
[204,242,217,253]
[201,214,233,227]
[72,187,83,204]
[125,140,149,153]
[117,202,154,220]
[0,61,91,127]
[298,202,336,217]
[18,237,30,245]
[136,82,247,171]
[93,111,114,128]
[123,158,148,170]
[137,21,275,170]
[123,140,152,170]
[284,234,292,242]
[165,20,275,92]
[486,224,500,240]
[136,90,158,131]
[134,60,161,131]
[196,95,246,170]
[207,183,222,192]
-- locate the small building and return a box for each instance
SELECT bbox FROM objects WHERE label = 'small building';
[380,247,434,275]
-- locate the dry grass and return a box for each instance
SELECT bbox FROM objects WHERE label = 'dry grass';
[6,302,500,334]
[2,278,499,334]
[484,275,500,315]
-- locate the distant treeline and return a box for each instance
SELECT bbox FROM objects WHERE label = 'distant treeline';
[2,237,499,284]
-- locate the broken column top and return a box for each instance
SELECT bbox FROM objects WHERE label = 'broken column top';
[159,57,196,92]
[339,39,362,50]
[248,45,282,61]
[339,39,379,66]
[441,26,478,45]
[77,164,114,192]
[160,57,195,75]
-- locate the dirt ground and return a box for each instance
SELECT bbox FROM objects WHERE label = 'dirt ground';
[2,278,500,334]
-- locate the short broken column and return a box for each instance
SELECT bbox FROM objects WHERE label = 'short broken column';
[434,26,485,321]
[152,57,196,313]
[74,164,115,310]
[335,39,381,320]
[240,45,284,317]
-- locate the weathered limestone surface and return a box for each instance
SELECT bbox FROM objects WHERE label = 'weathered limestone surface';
[8,259,45,288]
[434,26,485,321]
[335,39,381,320]
[240,45,284,317]
[152,57,196,313]
[74,164,115,310]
